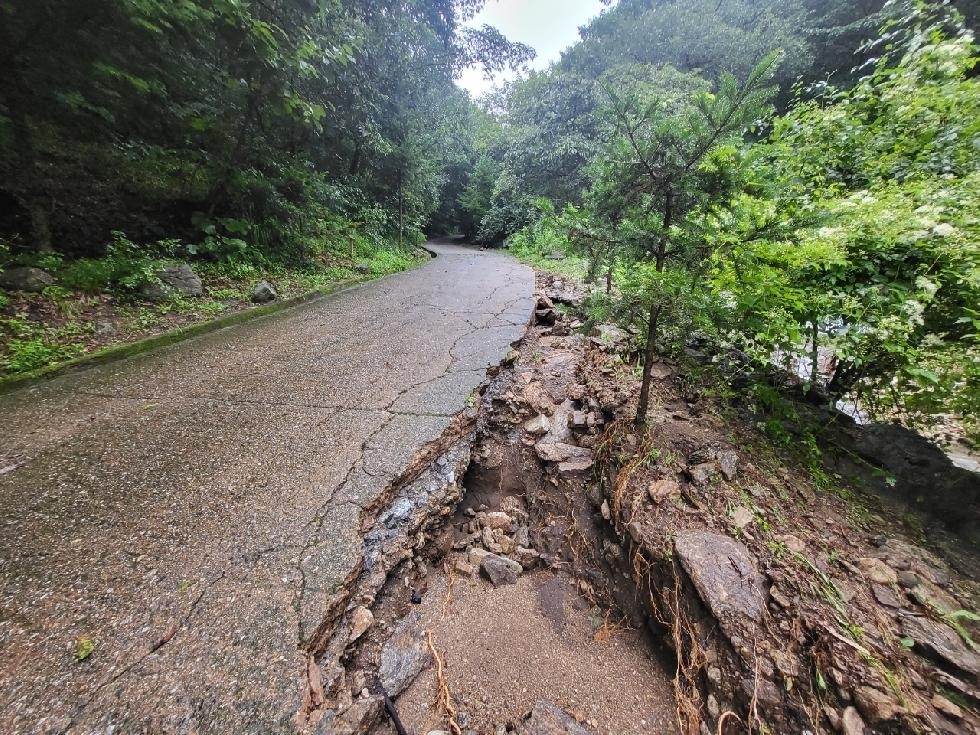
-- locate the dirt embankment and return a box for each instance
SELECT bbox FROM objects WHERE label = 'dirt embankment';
[308,272,979,735]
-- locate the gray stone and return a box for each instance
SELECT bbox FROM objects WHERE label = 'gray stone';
[855,557,898,585]
[378,612,431,696]
[900,614,980,677]
[524,414,552,435]
[251,279,278,303]
[841,706,866,735]
[535,441,592,464]
[871,583,902,609]
[0,266,55,293]
[688,462,719,487]
[314,696,384,735]
[480,553,523,587]
[854,686,902,724]
[140,263,202,300]
[558,457,594,474]
[545,251,567,261]
[674,531,767,638]
[718,450,739,481]
[348,606,374,643]
[589,324,627,347]
[515,700,591,735]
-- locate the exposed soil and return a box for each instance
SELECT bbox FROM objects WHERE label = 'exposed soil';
[387,571,675,735]
[320,270,979,735]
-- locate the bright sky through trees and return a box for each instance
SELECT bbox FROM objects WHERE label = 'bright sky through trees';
[457,0,611,97]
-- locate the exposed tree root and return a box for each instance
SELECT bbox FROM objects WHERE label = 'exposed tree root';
[425,630,462,735]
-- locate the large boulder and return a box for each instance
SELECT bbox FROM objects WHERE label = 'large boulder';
[674,531,768,639]
[140,263,202,301]
[0,266,55,293]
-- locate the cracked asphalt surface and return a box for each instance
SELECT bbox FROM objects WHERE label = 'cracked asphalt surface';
[0,241,533,734]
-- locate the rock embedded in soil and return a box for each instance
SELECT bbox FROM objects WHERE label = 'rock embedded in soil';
[841,706,867,735]
[855,557,898,585]
[900,613,980,678]
[348,606,374,643]
[687,462,719,487]
[674,531,768,636]
[378,612,432,696]
[731,506,754,530]
[480,553,523,587]
[931,693,964,720]
[515,700,593,735]
[854,685,903,724]
[481,511,516,531]
[0,266,55,292]
[648,479,680,504]
[534,441,592,464]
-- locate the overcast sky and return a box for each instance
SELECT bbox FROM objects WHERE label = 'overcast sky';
[456,0,610,98]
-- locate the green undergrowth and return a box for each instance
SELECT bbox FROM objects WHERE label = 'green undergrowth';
[0,244,425,380]
[506,208,589,280]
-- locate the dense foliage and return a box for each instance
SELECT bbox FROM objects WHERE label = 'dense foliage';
[0,0,531,263]
[471,0,978,436]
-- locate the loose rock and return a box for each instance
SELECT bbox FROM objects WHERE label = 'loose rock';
[515,700,591,735]
[648,479,680,504]
[535,442,592,464]
[378,612,431,696]
[687,462,719,487]
[0,266,55,293]
[524,414,552,435]
[251,279,278,303]
[480,554,523,587]
[141,263,202,300]
[348,606,374,644]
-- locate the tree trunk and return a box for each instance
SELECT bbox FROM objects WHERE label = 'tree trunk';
[809,318,820,386]
[398,168,404,250]
[606,265,612,295]
[635,188,673,427]
[29,203,53,253]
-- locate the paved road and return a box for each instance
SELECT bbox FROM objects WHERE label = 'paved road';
[0,242,533,734]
